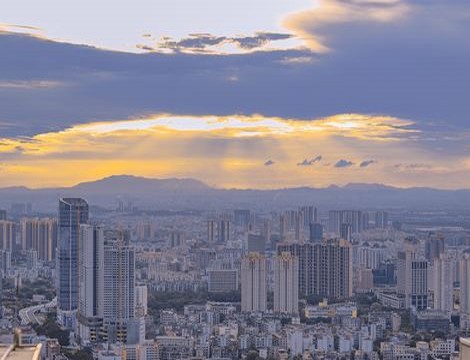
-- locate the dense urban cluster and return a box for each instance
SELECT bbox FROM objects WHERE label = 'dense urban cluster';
[0,200,469,360]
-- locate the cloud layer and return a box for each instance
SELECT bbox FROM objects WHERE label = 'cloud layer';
[0,113,467,189]
[137,32,295,54]
[0,0,469,188]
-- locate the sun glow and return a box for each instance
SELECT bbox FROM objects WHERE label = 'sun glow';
[0,113,459,189]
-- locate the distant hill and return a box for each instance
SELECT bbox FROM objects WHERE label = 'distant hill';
[69,175,209,194]
[0,175,469,212]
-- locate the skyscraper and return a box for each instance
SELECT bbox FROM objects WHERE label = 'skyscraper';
[78,225,104,344]
[274,252,299,315]
[102,229,137,343]
[241,252,267,313]
[57,198,89,328]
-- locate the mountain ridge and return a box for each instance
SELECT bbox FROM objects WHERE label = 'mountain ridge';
[1,175,468,192]
[0,175,469,211]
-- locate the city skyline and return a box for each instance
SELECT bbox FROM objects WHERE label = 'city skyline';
[1,1,470,359]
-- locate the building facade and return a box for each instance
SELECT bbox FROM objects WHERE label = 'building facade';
[57,198,89,327]
[241,252,267,313]
[274,252,299,314]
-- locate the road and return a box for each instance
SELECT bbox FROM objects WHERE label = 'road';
[18,297,57,325]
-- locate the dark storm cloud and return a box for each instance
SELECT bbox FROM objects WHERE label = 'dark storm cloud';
[360,160,376,168]
[0,0,469,142]
[394,163,433,171]
[297,155,322,166]
[140,32,293,53]
[335,159,354,168]
[231,32,293,50]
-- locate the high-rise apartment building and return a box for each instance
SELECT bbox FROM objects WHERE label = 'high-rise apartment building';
[207,220,216,243]
[362,212,370,230]
[277,240,352,299]
[20,218,57,262]
[261,219,272,246]
[425,233,445,264]
[314,239,353,299]
[78,225,104,344]
[247,234,265,253]
[397,249,430,310]
[460,255,470,315]
[135,221,155,241]
[374,211,389,229]
[218,219,230,243]
[340,223,352,242]
[0,221,16,252]
[279,214,288,239]
[168,231,185,248]
[309,223,323,242]
[274,252,299,314]
[102,229,137,343]
[234,209,251,229]
[431,254,455,314]
[294,211,303,241]
[354,244,386,270]
[78,226,141,345]
[208,269,239,293]
[26,249,38,269]
[135,285,148,317]
[241,252,267,313]
[328,210,363,236]
[57,198,89,328]
[0,250,11,274]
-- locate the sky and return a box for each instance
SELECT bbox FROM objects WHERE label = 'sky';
[0,0,469,189]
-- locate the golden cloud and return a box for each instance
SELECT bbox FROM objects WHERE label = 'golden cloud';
[0,113,465,189]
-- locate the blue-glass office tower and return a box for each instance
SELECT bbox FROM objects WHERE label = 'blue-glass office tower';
[57,198,89,327]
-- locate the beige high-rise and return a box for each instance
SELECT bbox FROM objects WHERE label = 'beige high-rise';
[241,252,267,313]
[274,252,299,315]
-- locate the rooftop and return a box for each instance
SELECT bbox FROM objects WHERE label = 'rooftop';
[0,345,41,360]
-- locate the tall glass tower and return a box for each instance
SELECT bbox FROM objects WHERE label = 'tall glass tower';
[57,198,89,327]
